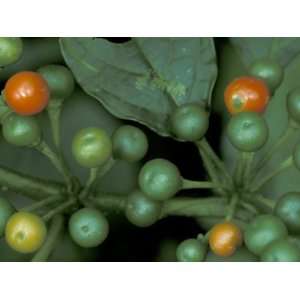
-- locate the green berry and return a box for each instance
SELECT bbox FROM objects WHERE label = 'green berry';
[171,104,209,141]
[138,159,182,201]
[244,214,288,255]
[69,208,109,248]
[125,190,161,227]
[274,192,300,234]
[287,87,300,125]
[260,238,300,262]
[227,112,268,152]
[176,238,207,262]
[38,64,75,99]
[0,38,23,67]
[112,125,148,162]
[72,127,112,168]
[249,59,284,92]
[2,113,41,146]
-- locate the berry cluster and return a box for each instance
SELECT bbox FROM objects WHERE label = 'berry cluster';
[1,38,300,262]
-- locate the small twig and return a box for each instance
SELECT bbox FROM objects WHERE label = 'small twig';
[80,158,115,199]
[35,140,72,187]
[251,156,293,192]
[225,194,239,221]
[21,195,61,212]
[182,179,222,190]
[42,198,75,222]
[31,214,64,262]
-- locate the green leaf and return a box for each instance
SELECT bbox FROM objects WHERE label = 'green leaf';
[59,37,217,136]
[230,37,300,68]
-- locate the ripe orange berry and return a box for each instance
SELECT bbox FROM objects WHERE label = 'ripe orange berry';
[224,76,270,115]
[4,71,50,116]
[208,222,242,257]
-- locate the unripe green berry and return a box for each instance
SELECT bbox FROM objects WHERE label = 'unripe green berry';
[2,113,41,146]
[138,158,182,201]
[72,127,112,168]
[37,64,75,99]
[244,214,288,255]
[112,125,148,162]
[0,38,23,67]
[287,87,300,125]
[125,190,161,227]
[69,208,109,248]
[176,238,207,262]
[260,238,300,262]
[227,112,268,152]
[249,59,284,92]
[171,104,209,141]
[274,192,300,234]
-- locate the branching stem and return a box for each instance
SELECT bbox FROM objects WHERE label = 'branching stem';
[35,140,72,188]
[42,198,75,222]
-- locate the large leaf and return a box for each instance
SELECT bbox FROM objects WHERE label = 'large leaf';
[230,37,300,68]
[59,37,217,136]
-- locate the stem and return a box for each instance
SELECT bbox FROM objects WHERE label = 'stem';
[244,193,275,212]
[80,168,99,199]
[31,214,64,262]
[233,152,244,187]
[254,195,276,211]
[35,140,72,187]
[47,99,63,150]
[47,100,74,193]
[196,144,220,184]
[197,232,209,243]
[0,164,62,199]
[234,152,254,187]
[79,158,116,200]
[161,197,252,221]
[97,157,116,178]
[197,138,232,185]
[195,142,228,195]
[243,152,254,185]
[182,179,220,189]
[255,122,296,174]
[225,194,239,221]
[86,168,99,191]
[89,192,127,212]
[196,216,249,231]
[42,198,75,222]
[21,195,61,212]
[239,201,259,215]
[89,192,253,222]
[251,156,293,192]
